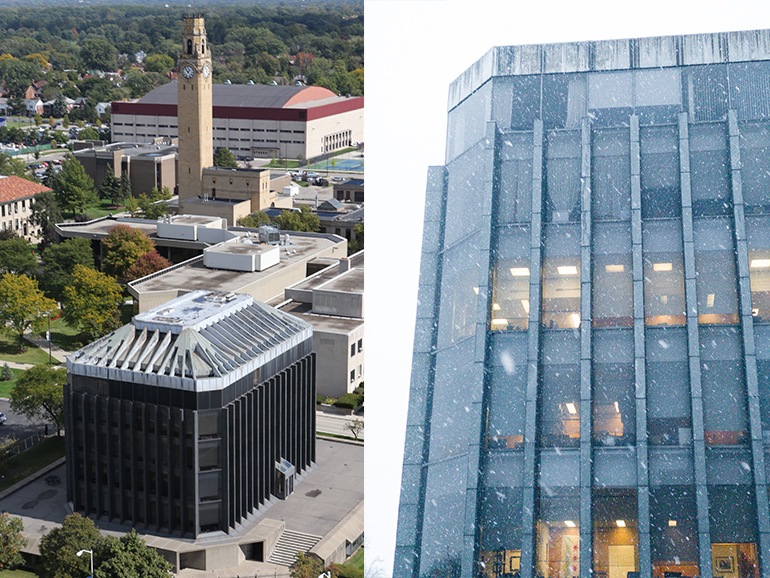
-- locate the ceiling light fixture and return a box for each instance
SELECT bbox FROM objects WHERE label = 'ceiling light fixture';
[751,259,770,268]
[605,264,624,273]
[653,263,673,272]
[510,267,530,277]
[565,402,577,415]
[616,520,626,528]
[564,520,576,528]
[558,265,578,276]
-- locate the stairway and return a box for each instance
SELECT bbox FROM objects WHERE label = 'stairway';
[267,529,322,566]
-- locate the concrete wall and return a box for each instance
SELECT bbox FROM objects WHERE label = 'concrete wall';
[306,108,364,159]
[313,289,364,319]
[177,197,251,227]
[201,167,274,211]
[315,323,364,398]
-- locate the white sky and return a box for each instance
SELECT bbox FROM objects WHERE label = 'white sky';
[365,1,770,575]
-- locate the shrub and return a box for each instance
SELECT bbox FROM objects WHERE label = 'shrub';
[333,392,363,410]
[0,363,12,381]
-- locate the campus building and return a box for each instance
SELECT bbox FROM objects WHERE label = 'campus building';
[65,290,316,541]
[397,29,770,578]
[0,175,49,240]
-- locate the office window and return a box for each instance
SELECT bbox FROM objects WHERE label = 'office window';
[536,487,580,578]
[350,370,354,383]
[478,482,523,577]
[350,344,355,357]
[592,127,631,221]
[643,221,686,326]
[496,133,533,225]
[542,224,580,330]
[690,123,731,216]
[650,486,700,577]
[493,75,540,131]
[544,130,581,223]
[700,327,748,446]
[747,217,770,322]
[640,126,681,218]
[357,339,363,353]
[694,218,738,324]
[740,121,770,213]
[446,80,491,163]
[709,484,760,576]
[445,143,486,247]
[539,332,580,448]
[684,64,729,122]
[647,328,692,446]
[593,488,639,578]
[593,339,635,447]
[593,222,633,327]
[491,226,530,331]
[485,333,527,449]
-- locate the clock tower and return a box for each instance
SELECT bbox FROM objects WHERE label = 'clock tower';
[177,13,213,204]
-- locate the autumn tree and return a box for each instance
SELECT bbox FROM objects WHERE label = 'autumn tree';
[62,265,122,340]
[38,513,102,578]
[290,551,325,578]
[0,513,27,570]
[40,238,95,300]
[52,157,97,218]
[0,273,58,352]
[0,237,37,276]
[10,365,65,435]
[123,250,170,283]
[101,224,155,280]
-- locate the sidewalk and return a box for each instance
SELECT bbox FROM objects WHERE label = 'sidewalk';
[23,334,73,365]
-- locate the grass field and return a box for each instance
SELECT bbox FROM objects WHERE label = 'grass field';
[0,368,23,398]
[0,568,37,578]
[0,333,50,366]
[84,198,124,220]
[0,436,65,493]
[347,546,364,569]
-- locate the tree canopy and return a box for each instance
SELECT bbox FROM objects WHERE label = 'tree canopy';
[98,165,123,206]
[96,530,173,578]
[38,514,103,578]
[10,364,65,435]
[273,205,320,232]
[214,147,238,168]
[52,157,97,218]
[40,237,95,301]
[238,211,272,228]
[0,237,37,276]
[0,152,27,179]
[0,273,58,352]
[30,190,63,252]
[62,264,122,340]
[0,514,26,571]
[123,250,170,283]
[101,224,155,281]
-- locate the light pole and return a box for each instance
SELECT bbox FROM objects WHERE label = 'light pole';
[76,549,93,578]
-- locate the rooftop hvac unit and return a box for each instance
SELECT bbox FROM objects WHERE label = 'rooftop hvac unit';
[258,225,280,245]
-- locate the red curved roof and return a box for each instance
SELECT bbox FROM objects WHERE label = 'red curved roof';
[284,86,337,106]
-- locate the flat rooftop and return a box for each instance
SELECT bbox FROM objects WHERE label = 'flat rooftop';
[280,302,364,333]
[318,268,364,294]
[74,141,177,160]
[129,233,345,295]
[287,252,364,293]
[133,290,251,332]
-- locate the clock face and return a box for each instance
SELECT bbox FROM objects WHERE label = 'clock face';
[182,66,194,79]
[203,64,210,79]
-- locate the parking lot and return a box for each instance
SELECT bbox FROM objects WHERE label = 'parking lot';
[0,398,43,445]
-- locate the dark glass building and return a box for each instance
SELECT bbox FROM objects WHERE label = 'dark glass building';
[65,290,316,538]
[396,29,770,578]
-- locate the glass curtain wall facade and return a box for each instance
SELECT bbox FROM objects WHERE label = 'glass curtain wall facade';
[397,31,770,578]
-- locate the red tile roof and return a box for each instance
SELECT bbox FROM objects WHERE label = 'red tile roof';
[0,176,52,203]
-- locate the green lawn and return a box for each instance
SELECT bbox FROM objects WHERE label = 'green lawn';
[0,568,37,578]
[347,546,364,569]
[84,198,124,220]
[47,316,86,352]
[0,436,65,493]
[0,368,24,398]
[265,158,300,168]
[0,333,51,366]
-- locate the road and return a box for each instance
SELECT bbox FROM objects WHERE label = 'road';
[0,398,42,444]
[316,411,364,440]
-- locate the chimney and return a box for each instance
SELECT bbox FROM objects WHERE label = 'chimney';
[339,257,350,274]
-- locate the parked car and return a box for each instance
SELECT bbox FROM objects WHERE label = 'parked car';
[0,412,7,424]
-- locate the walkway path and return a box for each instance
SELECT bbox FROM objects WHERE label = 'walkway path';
[22,334,73,365]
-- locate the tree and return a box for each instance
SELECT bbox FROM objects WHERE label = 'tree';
[274,205,320,232]
[0,58,38,98]
[238,211,272,228]
[62,115,70,128]
[291,551,325,578]
[48,116,55,127]
[0,364,11,382]
[80,38,118,71]
[123,250,170,283]
[0,237,37,276]
[345,418,364,441]
[0,152,27,178]
[79,127,99,141]
[51,93,68,118]
[52,157,96,218]
[119,171,132,199]
[96,530,172,578]
[38,513,102,578]
[348,223,363,254]
[34,114,42,126]
[0,513,27,570]
[30,190,63,251]
[143,53,174,74]
[99,166,123,205]
[40,238,95,300]
[134,193,168,220]
[62,265,122,340]
[214,147,238,168]
[0,273,58,352]
[101,224,155,280]
[10,365,65,435]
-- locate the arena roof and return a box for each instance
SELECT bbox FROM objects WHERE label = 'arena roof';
[138,82,339,109]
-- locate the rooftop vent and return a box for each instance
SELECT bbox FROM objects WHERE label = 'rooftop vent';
[258,225,281,245]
